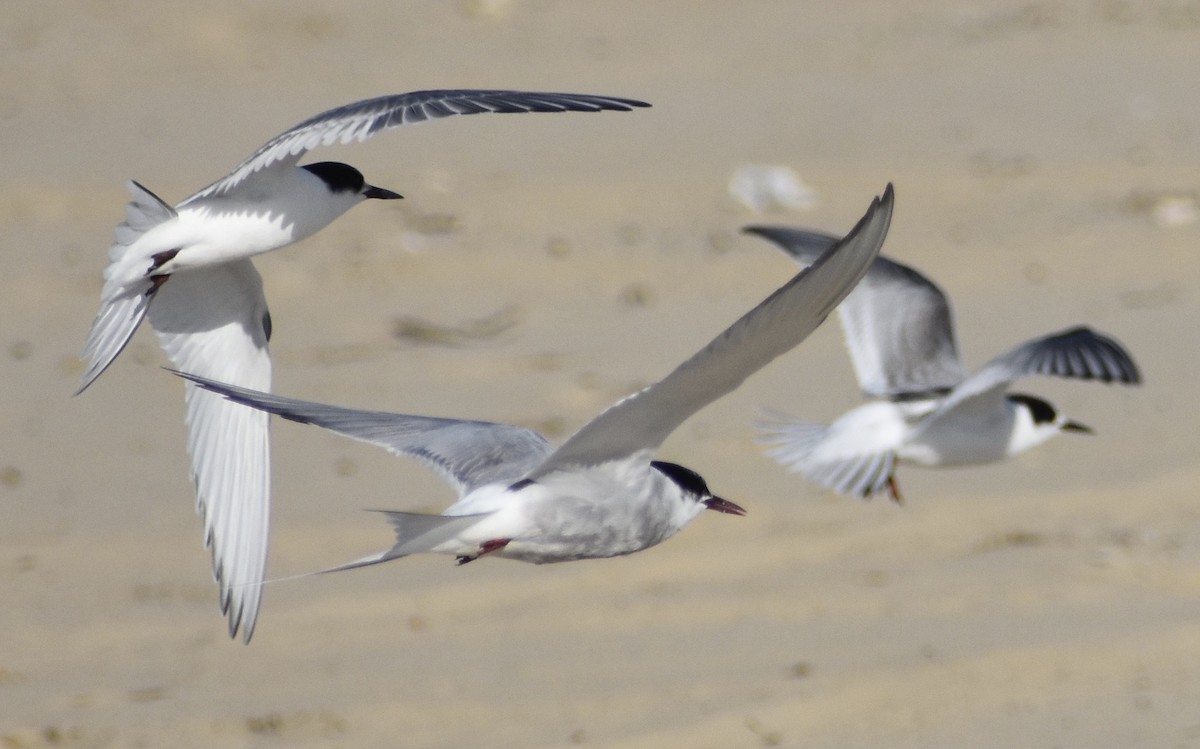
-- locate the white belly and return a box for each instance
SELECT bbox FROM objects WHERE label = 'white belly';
[900,407,1017,466]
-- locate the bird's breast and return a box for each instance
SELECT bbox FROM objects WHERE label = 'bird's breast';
[902,408,1019,466]
[489,470,697,563]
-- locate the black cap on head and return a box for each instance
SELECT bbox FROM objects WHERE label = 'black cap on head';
[651,460,710,497]
[301,161,366,194]
[1008,393,1057,425]
[651,460,747,515]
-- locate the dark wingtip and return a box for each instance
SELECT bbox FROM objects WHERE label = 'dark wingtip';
[165,367,237,401]
[593,96,652,110]
[166,366,200,384]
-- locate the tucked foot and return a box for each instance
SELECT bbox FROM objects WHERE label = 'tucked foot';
[149,248,180,274]
[456,538,511,565]
[146,249,181,294]
[886,475,904,505]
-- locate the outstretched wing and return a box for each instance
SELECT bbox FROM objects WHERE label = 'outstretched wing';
[929,326,1142,421]
[174,372,553,497]
[148,260,273,643]
[742,226,964,398]
[530,184,895,477]
[182,90,650,203]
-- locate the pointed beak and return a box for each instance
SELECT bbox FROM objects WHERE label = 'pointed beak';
[1062,420,1094,434]
[363,184,403,200]
[704,495,747,516]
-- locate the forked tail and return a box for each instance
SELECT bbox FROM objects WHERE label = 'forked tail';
[756,408,830,468]
[756,410,895,499]
[321,511,492,573]
[76,181,177,394]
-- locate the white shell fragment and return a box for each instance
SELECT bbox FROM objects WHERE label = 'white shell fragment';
[1151,193,1199,228]
[728,165,817,213]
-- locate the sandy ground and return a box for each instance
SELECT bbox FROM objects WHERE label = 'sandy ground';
[3,1,1200,747]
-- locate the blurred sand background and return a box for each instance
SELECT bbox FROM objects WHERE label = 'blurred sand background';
[3,1,1199,747]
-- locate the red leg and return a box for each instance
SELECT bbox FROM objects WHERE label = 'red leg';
[886,475,904,506]
[145,249,181,296]
[479,538,510,555]
[456,538,511,565]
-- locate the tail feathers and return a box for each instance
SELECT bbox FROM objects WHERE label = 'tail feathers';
[75,290,152,394]
[76,182,177,394]
[806,451,895,500]
[756,410,894,499]
[113,180,177,251]
[756,409,830,463]
[320,511,493,574]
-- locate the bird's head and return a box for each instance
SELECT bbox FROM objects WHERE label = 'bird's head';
[651,460,746,516]
[1008,393,1093,453]
[301,161,403,201]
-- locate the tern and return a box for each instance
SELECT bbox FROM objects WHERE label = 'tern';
[174,185,893,586]
[745,226,1141,502]
[76,89,649,641]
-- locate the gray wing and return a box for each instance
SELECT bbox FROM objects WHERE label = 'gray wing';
[182,90,650,203]
[173,371,553,496]
[931,326,1142,419]
[742,226,965,398]
[530,184,895,477]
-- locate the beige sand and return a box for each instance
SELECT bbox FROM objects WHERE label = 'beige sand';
[3,1,1198,746]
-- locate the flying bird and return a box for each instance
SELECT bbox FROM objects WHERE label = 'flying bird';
[745,226,1141,502]
[77,89,650,641]
[175,185,894,595]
